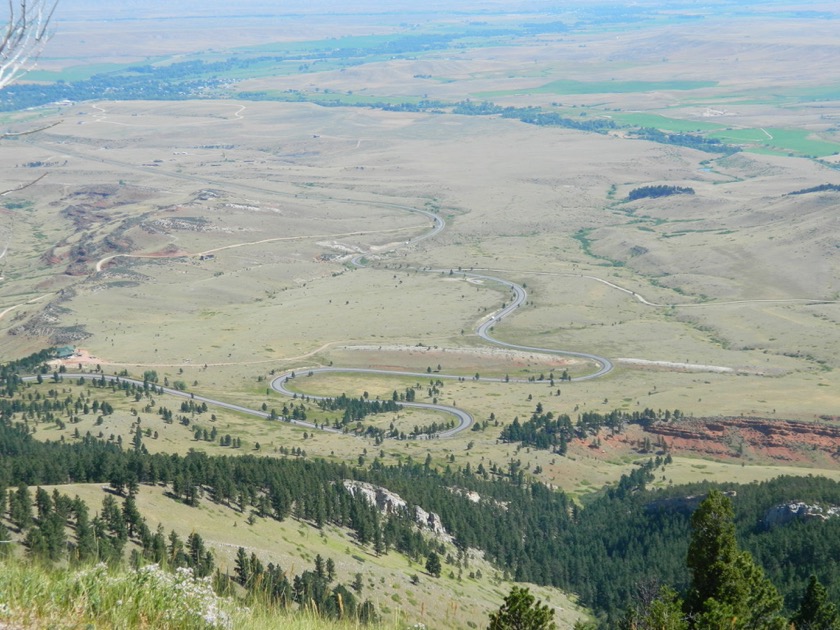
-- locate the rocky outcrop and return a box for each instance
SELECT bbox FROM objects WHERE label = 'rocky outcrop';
[343,480,407,515]
[449,487,482,503]
[449,486,509,511]
[645,416,840,461]
[342,480,450,540]
[414,505,448,539]
[763,502,840,528]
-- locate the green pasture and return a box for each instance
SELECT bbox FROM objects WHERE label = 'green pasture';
[237,33,402,55]
[476,79,717,99]
[234,31,484,58]
[710,127,840,157]
[25,62,150,82]
[612,112,725,133]
[782,84,840,102]
[235,89,423,107]
[761,128,840,156]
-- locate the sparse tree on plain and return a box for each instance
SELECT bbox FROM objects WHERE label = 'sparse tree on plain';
[425,551,441,578]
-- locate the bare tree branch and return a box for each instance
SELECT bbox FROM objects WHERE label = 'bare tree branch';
[0,0,60,90]
[0,2,61,196]
[0,1,60,268]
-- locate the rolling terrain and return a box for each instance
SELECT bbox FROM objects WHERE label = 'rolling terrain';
[2,0,840,627]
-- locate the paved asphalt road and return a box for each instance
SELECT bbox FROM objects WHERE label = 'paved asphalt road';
[23,200,612,440]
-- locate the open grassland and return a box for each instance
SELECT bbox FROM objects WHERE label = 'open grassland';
[3,1,840,495]
[650,457,840,489]
[4,96,840,485]
[5,6,840,630]
[25,360,840,506]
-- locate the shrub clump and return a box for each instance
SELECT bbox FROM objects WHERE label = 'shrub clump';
[628,185,695,201]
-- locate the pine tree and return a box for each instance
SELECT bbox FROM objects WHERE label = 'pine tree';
[686,490,738,611]
[126,475,139,498]
[74,503,97,563]
[168,530,185,566]
[0,521,10,557]
[187,532,214,577]
[149,524,167,565]
[425,551,442,578]
[488,586,557,630]
[315,554,326,579]
[619,586,687,630]
[122,495,141,537]
[41,511,66,561]
[35,487,52,522]
[104,499,126,538]
[10,484,33,530]
[235,546,250,585]
[685,490,785,629]
[24,526,48,559]
[791,575,840,630]
[359,599,378,624]
[249,552,264,580]
[133,426,144,452]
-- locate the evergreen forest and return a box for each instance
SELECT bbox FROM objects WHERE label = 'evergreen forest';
[3,351,840,627]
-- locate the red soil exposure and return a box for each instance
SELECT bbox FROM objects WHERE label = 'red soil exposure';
[645,417,840,463]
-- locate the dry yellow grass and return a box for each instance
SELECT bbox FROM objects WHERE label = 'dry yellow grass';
[2,4,840,498]
[29,482,587,630]
[4,8,840,630]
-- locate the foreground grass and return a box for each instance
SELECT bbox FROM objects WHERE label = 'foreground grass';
[0,558,390,630]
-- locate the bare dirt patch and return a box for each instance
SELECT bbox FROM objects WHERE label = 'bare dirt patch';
[48,347,103,369]
[561,415,840,477]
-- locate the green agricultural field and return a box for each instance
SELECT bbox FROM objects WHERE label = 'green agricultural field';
[710,127,840,157]
[236,90,426,107]
[238,34,412,56]
[611,113,726,133]
[476,79,718,99]
[24,62,151,83]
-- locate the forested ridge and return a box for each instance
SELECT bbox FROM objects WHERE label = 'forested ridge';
[3,352,840,626]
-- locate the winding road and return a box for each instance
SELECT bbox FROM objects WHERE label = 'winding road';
[265,208,612,435]
[16,102,837,440]
[23,370,472,439]
[27,200,612,439]
[271,368,472,437]
[23,120,615,438]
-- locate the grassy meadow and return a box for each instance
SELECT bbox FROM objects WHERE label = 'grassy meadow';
[4,480,586,630]
[3,2,840,625]
[3,83,839,481]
